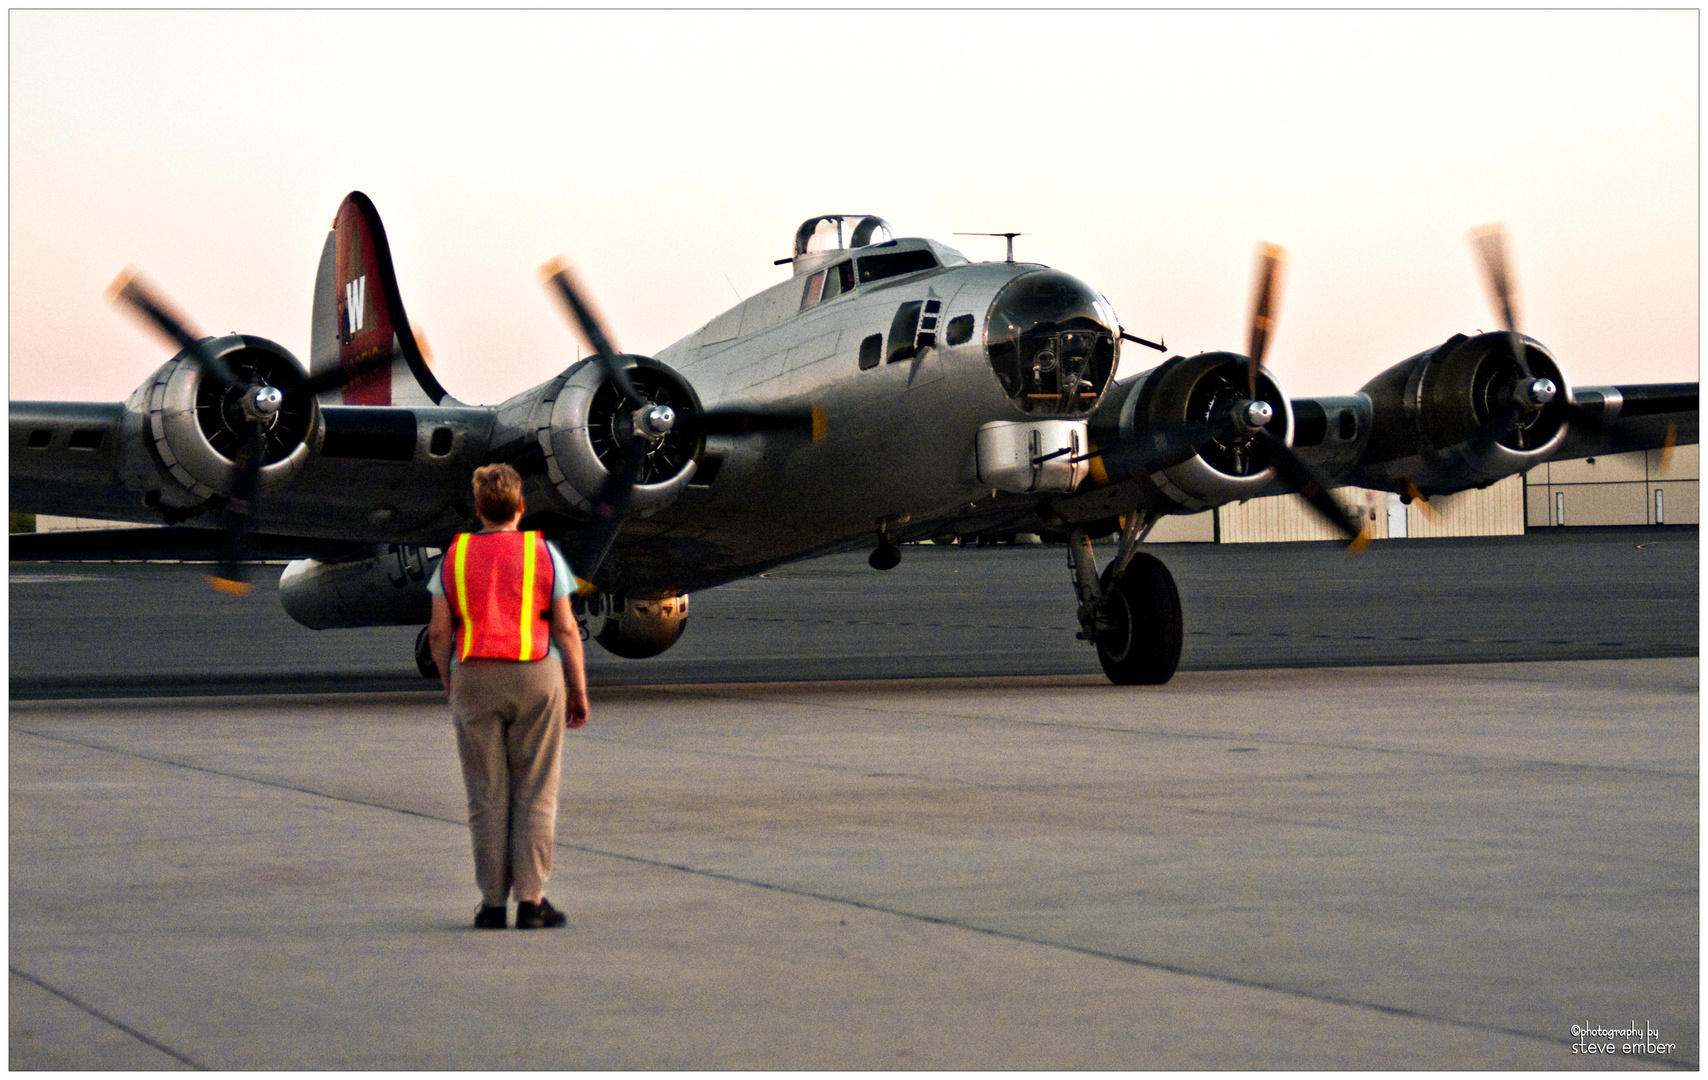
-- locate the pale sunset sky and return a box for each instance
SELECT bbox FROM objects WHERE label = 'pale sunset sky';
[9,9,1698,405]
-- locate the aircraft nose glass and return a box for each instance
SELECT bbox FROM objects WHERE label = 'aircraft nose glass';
[984,271,1116,416]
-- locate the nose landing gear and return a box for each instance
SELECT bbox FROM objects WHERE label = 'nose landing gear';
[1068,516,1183,684]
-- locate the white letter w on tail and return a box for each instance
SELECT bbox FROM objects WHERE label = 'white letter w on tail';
[344,276,367,337]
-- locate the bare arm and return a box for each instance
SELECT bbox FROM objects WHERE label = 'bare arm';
[428,595,454,697]
[550,594,590,728]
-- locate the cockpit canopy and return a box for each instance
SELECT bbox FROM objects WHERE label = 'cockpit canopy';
[794,215,895,260]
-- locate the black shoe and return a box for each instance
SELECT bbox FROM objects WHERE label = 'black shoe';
[473,904,508,929]
[515,898,566,929]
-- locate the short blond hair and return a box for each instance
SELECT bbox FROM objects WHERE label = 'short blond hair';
[471,463,523,523]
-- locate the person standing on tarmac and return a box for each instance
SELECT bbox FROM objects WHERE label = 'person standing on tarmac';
[427,463,591,929]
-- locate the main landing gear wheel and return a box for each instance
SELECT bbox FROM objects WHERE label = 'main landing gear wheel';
[415,626,439,680]
[1094,552,1182,685]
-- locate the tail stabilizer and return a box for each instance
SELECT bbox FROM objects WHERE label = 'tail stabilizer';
[310,191,453,406]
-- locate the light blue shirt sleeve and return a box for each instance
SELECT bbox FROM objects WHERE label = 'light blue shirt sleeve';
[546,540,572,599]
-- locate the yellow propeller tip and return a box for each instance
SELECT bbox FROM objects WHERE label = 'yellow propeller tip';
[1345,529,1373,556]
[537,256,570,283]
[573,577,599,598]
[1658,422,1678,474]
[206,575,253,596]
[104,267,139,304]
[810,402,828,442]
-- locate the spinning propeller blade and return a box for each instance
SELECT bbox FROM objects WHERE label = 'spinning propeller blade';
[108,269,240,392]
[1469,224,1527,375]
[539,257,644,409]
[1247,243,1286,400]
[1400,478,1440,521]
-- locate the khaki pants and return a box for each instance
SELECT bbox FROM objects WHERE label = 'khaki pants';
[449,659,566,906]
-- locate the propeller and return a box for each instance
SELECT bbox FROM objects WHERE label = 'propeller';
[538,257,825,590]
[1240,242,1366,549]
[1247,243,1286,400]
[1076,241,1366,551]
[1466,224,1559,453]
[1255,427,1369,553]
[1470,224,1684,468]
[109,268,390,594]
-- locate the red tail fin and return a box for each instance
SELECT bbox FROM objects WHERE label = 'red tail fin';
[310,191,451,406]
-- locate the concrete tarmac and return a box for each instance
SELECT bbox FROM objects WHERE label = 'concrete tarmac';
[8,525,1698,698]
[10,658,1697,1069]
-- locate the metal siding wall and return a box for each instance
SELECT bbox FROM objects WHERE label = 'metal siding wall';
[1550,450,1647,484]
[1408,474,1525,538]
[1650,443,1699,481]
[1217,488,1388,544]
[1146,510,1215,543]
[1217,475,1526,543]
[1524,445,1698,526]
[32,515,150,532]
[1649,482,1699,524]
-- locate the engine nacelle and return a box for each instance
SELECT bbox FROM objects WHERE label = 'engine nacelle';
[536,356,703,518]
[1092,351,1295,512]
[584,591,690,659]
[1353,332,1570,494]
[140,335,316,502]
[278,545,437,629]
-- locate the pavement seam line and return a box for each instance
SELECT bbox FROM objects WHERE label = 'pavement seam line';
[10,651,1702,703]
[17,726,1695,1068]
[551,844,1697,1067]
[20,725,1685,864]
[9,964,210,1071]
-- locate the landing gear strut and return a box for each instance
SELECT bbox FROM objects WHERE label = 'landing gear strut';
[1067,516,1183,685]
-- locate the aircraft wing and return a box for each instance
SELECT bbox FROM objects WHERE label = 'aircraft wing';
[11,397,503,544]
[10,401,144,523]
[1551,382,1698,460]
[8,526,369,562]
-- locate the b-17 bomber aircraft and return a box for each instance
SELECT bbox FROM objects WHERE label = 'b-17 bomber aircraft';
[10,192,1699,684]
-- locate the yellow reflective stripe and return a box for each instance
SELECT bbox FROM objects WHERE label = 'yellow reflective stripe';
[451,534,473,661]
[518,532,538,661]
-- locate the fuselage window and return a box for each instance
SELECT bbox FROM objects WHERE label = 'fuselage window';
[858,249,937,285]
[801,270,826,310]
[824,261,852,301]
[800,261,855,311]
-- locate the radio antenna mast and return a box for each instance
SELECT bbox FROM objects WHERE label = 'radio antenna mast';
[955,232,1028,263]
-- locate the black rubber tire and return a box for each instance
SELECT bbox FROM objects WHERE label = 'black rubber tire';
[414,625,439,680]
[1094,552,1183,685]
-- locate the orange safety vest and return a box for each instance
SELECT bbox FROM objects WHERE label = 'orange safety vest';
[445,530,555,662]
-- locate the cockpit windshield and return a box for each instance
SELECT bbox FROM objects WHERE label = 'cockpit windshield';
[794,215,895,258]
